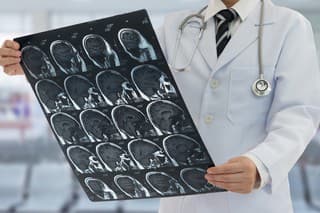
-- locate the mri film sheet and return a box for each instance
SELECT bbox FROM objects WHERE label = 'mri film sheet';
[15,10,224,202]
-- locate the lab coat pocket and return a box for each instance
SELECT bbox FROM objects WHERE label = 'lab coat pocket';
[227,66,276,125]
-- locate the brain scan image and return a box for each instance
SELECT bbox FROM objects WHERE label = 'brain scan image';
[21,45,56,79]
[180,168,217,193]
[50,112,90,145]
[35,79,74,114]
[85,178,117,200]
[131,64,177,101]
[146,172,185,196]
[67,145,105,174]
[128,139,171,170]
[82,34,120,69]
[114,175,150,198]
[80,109,121,142]
[111,105,157,139]
[96,70,139,106]
[118,28,157,63]
[147,100,192,135]
[163,134,210,166]
[50,40,87,74]
[64,75,106,109]
[96,142,137,172]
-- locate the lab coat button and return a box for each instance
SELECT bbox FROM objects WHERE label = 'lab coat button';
[204,115,213,124]
[210,79,220,89]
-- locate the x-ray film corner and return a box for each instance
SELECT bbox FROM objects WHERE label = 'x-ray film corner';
[14,9,223,202]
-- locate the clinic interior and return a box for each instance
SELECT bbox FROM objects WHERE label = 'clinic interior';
[0,0,319,212]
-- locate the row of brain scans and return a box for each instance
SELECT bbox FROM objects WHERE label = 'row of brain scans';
[17,11,218,202]
[50,102,193,144]
[22,28,158,79]
[66,135,210,174]
[85,168,216,200]
[36,65,177,114]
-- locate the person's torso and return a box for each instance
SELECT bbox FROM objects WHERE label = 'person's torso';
[156,0,305,212]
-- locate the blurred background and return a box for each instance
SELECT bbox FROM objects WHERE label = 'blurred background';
[0,0,319,212]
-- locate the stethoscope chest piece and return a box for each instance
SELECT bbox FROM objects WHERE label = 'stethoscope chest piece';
[252,78,272,97]
[172,0,272,97]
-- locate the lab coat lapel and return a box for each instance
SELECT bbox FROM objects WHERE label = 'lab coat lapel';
[197,18,218,71]
[214,13,259,72]
[214,0,275,72]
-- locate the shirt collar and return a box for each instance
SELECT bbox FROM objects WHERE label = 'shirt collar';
[204,0,260,22]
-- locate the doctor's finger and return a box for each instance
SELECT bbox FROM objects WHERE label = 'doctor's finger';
[3,64,24,75]
[2,40,20,49]
[0,57,21,66]
[205,173,245,183]
[208,181,241,191]
[207,163,243,175]
[209,181,252,193]
[0,48,21,57]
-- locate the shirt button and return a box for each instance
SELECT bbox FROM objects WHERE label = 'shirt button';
[204,115,214,124]
[210,79,220,89]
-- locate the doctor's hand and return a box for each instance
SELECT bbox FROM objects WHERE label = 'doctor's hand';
[205,156,260,194]
[0,40,24,75]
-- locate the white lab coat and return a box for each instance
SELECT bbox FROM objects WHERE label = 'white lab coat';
[156,0,320,212]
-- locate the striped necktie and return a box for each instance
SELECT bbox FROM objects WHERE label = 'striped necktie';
[214,9,238,57]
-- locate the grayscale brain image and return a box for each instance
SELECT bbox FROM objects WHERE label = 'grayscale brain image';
[128,139,171,169]
[118,28,157,62]
[180,168,217,193]
[83,34,120,69]
[131,64,177,101]
[35,79,74,114]
[67,145,106,174]
[147,100,193,134]
[163,134,210,166]
[96,142,138,172]
[50,40,87,74]
[15,10,222,202]
[21,45,56,79]
[50,112,90,145]
[96,70,139,105]
[112,105,157,139]
[80,109,121,142]
[114,175,150,198]
[146,172,186,196]
[65,75,106,109]
[85,178,118,200]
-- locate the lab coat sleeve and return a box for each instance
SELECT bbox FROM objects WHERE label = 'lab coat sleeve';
[247,15,320,193]
[243,153,271,190]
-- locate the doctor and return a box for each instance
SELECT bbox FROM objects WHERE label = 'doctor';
[0,0,319,212]
[156,0,320,212]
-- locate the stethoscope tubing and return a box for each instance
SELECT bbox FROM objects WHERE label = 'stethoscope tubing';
[171,0,272,97]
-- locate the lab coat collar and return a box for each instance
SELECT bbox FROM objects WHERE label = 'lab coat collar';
[198,0,276,73]
[204,0,260,22]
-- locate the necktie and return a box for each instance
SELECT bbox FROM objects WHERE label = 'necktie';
[214,9,238,57]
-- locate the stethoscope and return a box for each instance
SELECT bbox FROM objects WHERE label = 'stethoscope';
[171,0,272,97]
